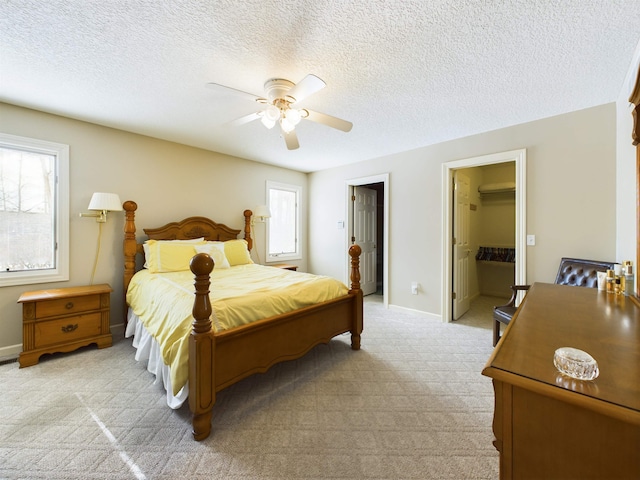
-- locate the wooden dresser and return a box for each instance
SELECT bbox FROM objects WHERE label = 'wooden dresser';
[482,282,640,479]
[18,284,113,367]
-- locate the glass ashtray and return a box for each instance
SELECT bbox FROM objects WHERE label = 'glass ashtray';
[553,347,599,380]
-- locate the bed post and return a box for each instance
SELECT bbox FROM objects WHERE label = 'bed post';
[123,201,138,324]
[243,209,253,251]
[189,252,215,441]
[348,244,363,350]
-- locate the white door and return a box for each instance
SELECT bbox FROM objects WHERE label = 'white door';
[353,186,377,295]
[453,171,471,320]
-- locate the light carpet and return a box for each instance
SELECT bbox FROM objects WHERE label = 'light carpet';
[0,295,501,479]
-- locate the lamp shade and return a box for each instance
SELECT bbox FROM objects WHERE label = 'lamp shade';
[254,205,271,219]
[88,192,123,211]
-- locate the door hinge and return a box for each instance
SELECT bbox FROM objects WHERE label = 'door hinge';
[452,237,457,245]
[452,292,457,300]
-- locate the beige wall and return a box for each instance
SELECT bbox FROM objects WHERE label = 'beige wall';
[0,102,307,356]
[308,103,617,317]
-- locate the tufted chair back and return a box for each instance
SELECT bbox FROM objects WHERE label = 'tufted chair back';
[554,258,616,288]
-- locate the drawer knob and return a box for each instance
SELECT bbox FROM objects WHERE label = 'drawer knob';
[61,324,78,333]
[65,302,74,310]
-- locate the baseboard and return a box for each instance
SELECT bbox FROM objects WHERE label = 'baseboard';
[0,343,21,363]
[388,304,442,321]
[111,323,125,338]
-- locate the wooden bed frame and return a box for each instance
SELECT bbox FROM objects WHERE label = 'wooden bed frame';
[122,200,363,441]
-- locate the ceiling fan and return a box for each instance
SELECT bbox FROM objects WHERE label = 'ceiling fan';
[206,74,353,150]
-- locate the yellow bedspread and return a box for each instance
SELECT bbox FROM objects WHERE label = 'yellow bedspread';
[126,264,348,394]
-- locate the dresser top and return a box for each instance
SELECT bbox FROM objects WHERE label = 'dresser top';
[17,284,113,303]
[483,282,640,414]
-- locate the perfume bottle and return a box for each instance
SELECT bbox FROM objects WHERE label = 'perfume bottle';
[613,264,623,295]
[615,275,622,295]
[606,269,615,294]
[624,261,635,296]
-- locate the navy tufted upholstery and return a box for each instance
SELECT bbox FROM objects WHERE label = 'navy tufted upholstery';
[492,257,616,346]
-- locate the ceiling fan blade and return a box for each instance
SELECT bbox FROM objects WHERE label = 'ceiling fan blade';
[206,82,266,103]
[229,111,262,126]
[304,109,353,132]
[281,128,300,150]
[287,74,326,104]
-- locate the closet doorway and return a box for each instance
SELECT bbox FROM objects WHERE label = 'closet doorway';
[346,174,389,307]
[442,150,527,323]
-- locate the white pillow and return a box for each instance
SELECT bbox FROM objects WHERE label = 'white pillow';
[194,242,231,269]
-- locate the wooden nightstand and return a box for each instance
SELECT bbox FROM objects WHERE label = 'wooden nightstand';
[18,284,113,367]
[271,263,298,271]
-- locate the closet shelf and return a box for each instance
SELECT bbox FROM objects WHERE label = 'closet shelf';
[478,181,516,195]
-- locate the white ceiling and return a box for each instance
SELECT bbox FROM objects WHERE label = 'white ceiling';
[1,1,639,173]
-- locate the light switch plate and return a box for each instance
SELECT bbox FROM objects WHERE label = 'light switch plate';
[527,234,536,246]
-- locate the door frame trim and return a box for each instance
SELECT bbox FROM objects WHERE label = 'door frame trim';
[346,173,389,308]
[441,149,527,323]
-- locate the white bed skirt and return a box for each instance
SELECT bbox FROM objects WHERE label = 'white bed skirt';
[125,309,189,409]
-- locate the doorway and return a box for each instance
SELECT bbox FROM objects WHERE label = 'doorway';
[346,174,389,307]
[442,150,527,323]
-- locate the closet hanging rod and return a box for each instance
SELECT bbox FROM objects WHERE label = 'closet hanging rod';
[478,181,516,195]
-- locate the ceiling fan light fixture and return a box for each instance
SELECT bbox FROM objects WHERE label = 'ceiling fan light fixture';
[264,104,280,122]
[261,116,276,129]
[285,108,302,126]
[280,117,295,133]
[210,74,350,150]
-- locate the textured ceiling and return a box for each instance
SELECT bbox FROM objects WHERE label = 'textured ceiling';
[1,1,639,173]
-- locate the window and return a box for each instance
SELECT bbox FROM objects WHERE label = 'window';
[266,181,301,262]
[0,133,69,287]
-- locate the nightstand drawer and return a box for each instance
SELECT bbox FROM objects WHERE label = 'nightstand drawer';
[36,294,101,318]
[34,312,102,348]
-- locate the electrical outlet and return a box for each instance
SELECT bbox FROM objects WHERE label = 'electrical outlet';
[411,282,419,295]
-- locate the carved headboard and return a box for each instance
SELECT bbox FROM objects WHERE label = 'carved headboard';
[144,216,244,243]
[122,200,253,318]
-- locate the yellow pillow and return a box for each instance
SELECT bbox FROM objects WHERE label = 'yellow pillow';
[145,240,199,273]
[143,238,204,268]
[224,239,253,266]
[194,243,230,269]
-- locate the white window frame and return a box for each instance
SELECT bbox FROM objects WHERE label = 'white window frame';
[266,181,301,263]
[0,133,69,287]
